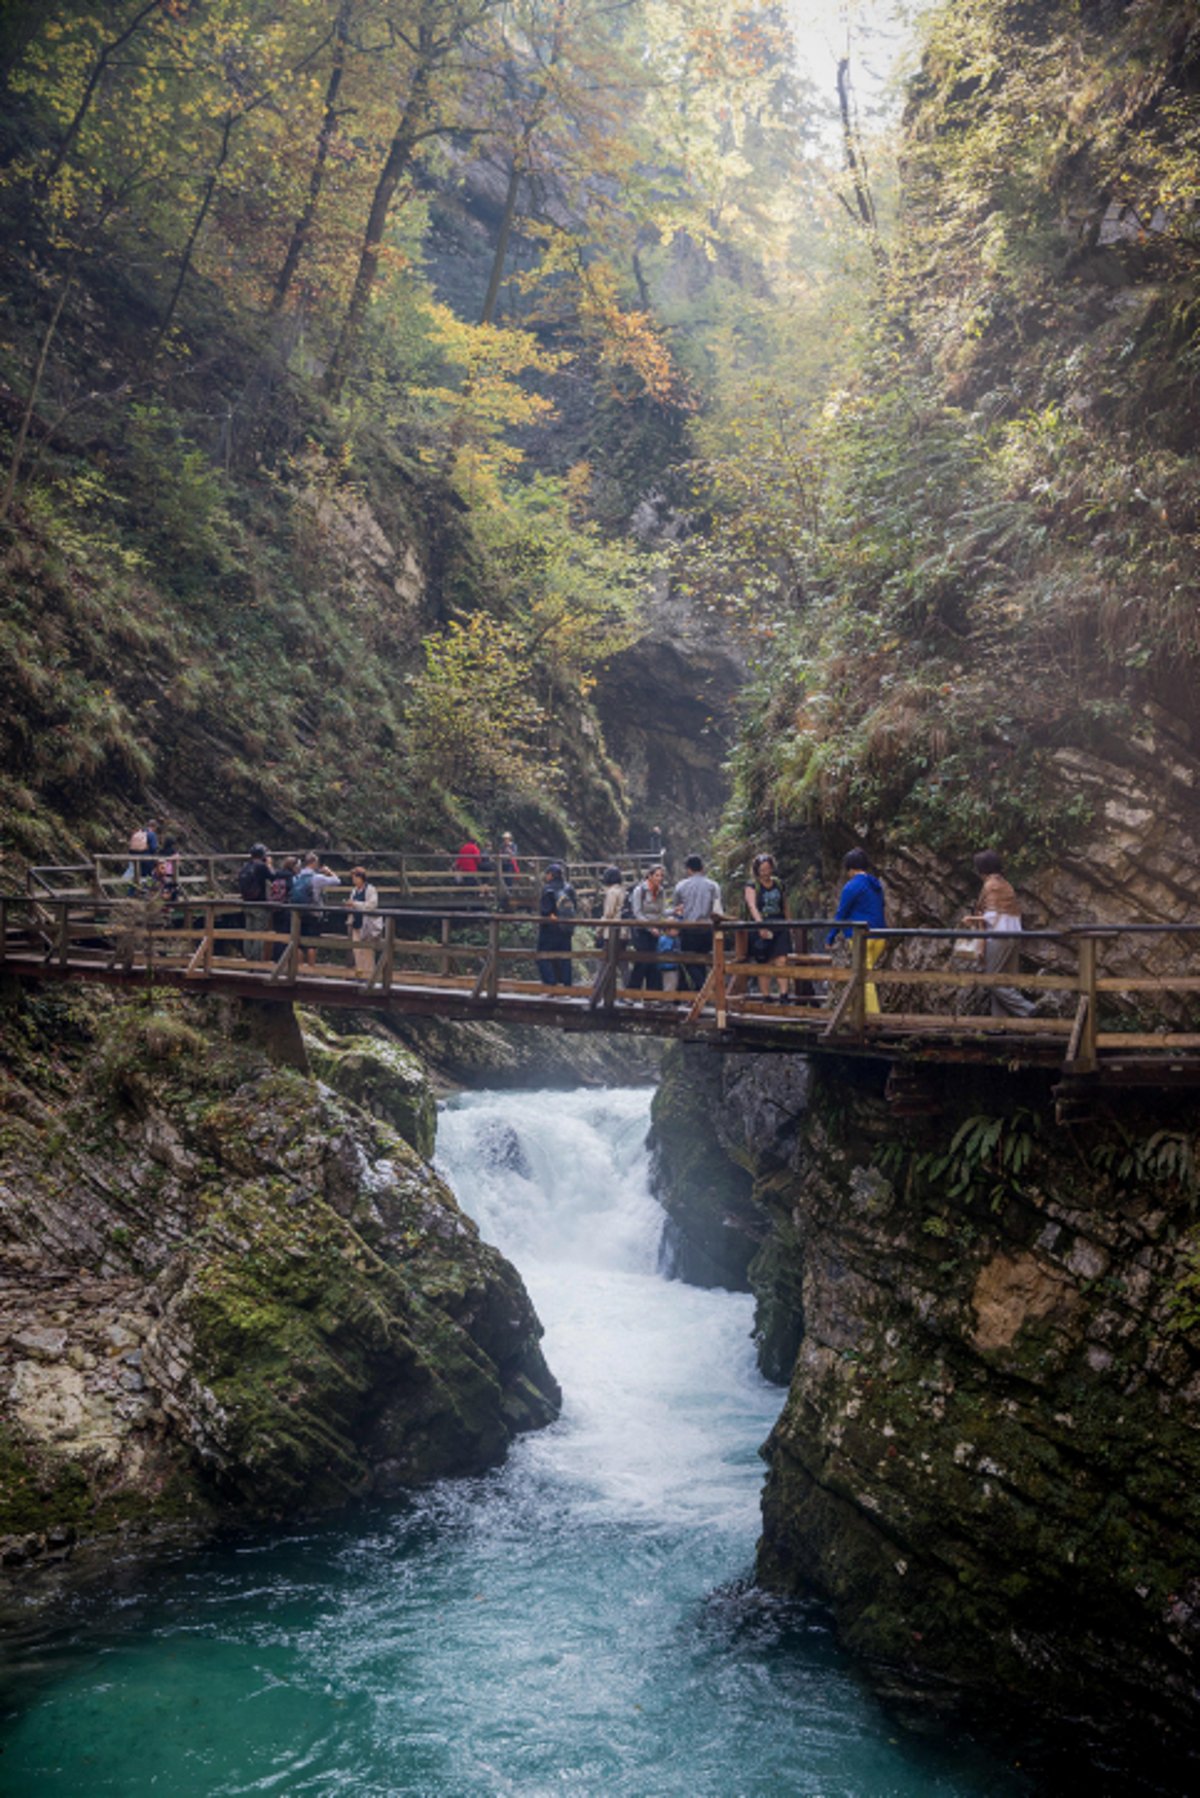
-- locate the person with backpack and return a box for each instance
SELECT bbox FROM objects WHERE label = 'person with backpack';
[238,843,273,962]
[672,854,724,992]
[128,818,159,882]
[537,863,576,988]
[268,856,298,962]
[291,852,339,969]
[628,863,669,993]
[826,847,888,1014]
[345,865,382,979]
[745,853,791,1001]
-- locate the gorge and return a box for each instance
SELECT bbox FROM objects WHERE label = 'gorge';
[3,0,1200,1789]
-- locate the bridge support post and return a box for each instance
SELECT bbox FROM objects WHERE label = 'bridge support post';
[486,916,500,1002]
[1074,935,1099,1074]
[848,925,868,1034]
[714,927,727,1029]
[380,915,396,994]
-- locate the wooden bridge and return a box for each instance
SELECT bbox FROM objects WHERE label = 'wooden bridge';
[4,880,1200,1095]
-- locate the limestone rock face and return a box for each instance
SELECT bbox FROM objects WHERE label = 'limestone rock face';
[592,575,746,858]
[745,1056,1200,1771]
[303,1017,437,1160]
[0,990,559,1567]
[888,705,1200,989]
[648,1044,774,1293]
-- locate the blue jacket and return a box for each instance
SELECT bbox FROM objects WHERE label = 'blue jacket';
[826,872,886,943]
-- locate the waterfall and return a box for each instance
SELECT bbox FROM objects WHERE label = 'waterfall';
[437,1087,772,1531]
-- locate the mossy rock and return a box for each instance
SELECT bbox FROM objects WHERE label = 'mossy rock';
[305,1029,437,1159]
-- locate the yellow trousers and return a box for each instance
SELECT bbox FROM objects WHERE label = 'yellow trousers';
[865,937,884,1014]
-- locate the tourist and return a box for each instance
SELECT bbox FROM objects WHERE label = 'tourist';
[591,864,627,995]
[498,831,520,907]
[825,848,887,1014]
[537,863,576,988]
[454,839,482,889]
[147,858,179,904]
[628,863,669,993]
[128,817,159,882]
[745,853,791,1000]
[237,843,273,962]
[345,865,382,979]
[672,854,723,992]
[292,852,340,969]
[268,855,298,962]
[970,850,1035,1018]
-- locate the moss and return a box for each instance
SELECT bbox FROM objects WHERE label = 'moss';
[303,1025,437,1160]
[0,1424,209,1544]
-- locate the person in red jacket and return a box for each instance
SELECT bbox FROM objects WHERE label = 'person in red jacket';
[453,840,481,887]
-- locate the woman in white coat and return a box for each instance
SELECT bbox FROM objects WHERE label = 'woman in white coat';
[346,865,382,979]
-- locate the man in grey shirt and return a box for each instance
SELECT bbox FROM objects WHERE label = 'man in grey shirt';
[672,854,723,991]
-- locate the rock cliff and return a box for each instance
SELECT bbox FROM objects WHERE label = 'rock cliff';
[0,986,560,1573]
[657,1041,1200,1777]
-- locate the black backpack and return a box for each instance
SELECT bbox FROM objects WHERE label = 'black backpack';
[238,860,266,902]
[555,883,578,922]
[620,884,637,921]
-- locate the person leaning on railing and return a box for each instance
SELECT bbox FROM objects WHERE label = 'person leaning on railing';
[968,850,1036,1019]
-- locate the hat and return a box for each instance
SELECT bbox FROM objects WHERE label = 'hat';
[546,862,564,879]
[250,842,268,858]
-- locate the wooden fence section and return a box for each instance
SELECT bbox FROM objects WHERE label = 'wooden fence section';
[3,897,1200,1089]
[27,851,661,915]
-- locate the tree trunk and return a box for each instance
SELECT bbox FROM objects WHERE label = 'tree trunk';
[271,0,353,314]
[322,53,434,397]
[480,158,523,325]
[153,109,236,349]
[837,57,886,273]
[0,269,75,525]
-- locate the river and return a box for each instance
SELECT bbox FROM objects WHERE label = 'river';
[0,1086,1025,1795]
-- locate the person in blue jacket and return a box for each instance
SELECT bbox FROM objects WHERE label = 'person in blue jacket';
[826,848,887,1014]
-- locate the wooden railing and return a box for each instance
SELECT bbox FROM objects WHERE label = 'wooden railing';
[25,850,663,914]
[3,898,1200,1078]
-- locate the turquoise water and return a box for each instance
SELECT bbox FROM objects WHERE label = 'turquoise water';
[0,1088,1027,1796]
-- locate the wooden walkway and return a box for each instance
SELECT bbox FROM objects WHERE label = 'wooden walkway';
[4,891,1200,1093]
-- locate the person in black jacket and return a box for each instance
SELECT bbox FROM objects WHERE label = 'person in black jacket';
[537,863,575,988]
[238,843,272,962]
